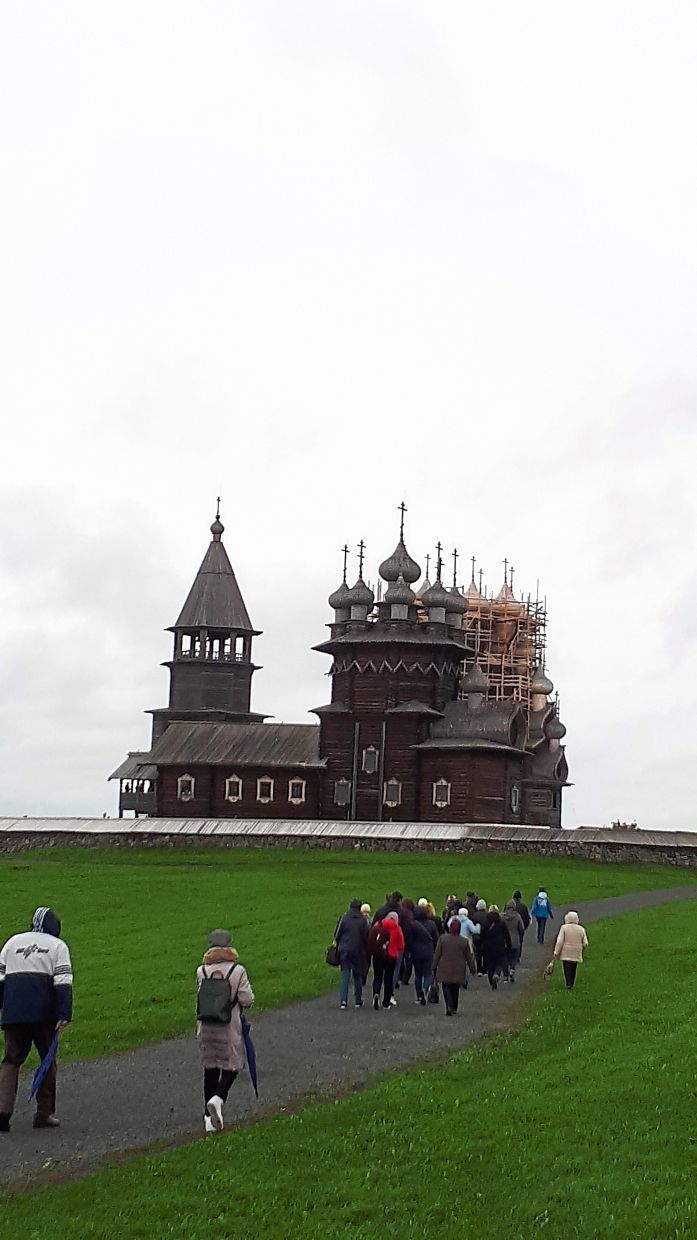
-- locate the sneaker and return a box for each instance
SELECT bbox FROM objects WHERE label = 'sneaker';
[206,1095,224,1132]
[355,1000,363,1008]
[446,1010,452,1017]
[373,994,379,1010]
[509,971,516,983]
[389,996,398,1007]
[204,1116,215,1134]
[415,997,422,1005]
[33,1115,60,1129]
[0,1114,9,1133]
[490,977,498,990]
[420,995,426,1006]
[340,1002,347,1009]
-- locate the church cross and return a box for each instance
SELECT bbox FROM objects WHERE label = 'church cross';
[510,564,515,593]
[398,500,407,540]
[341,544,350,583]
[424,552,431,580]
[503,556,509,586]
[452,547,459,587]
[470,554,476,583]
[357,539,366,577]
[215,496,221,519]
[435,541,443,581]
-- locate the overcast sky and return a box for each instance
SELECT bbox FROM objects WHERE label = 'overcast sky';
[1,2,696,829]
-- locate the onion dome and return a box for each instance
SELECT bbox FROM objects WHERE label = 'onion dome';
[531,665,554,696]
[384,574,416,606]
[379,539,421,585]
[210,516,224,541]
[461,661,489,695]
[446,586,467,614]
[421,579,451,609]
[328,579,353,610]
[546,715,567,741]
[344,577,375,609]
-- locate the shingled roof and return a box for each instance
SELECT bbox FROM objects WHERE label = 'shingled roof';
[147,721,324,768]
[172,524,256,632]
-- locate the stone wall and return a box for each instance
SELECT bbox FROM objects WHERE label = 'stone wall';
[2,828,697,868]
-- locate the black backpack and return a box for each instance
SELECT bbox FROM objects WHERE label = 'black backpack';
[197,964,238,1024]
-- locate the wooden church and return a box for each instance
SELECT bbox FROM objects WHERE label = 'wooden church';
[110,507,569,826]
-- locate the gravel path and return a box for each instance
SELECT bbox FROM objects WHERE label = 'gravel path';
[2,885,696,1187]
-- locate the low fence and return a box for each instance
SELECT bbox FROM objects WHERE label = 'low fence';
[1,817,697,867]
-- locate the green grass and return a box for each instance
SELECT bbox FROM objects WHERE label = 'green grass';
[3,901,696,1239]
[0,845,690,1059]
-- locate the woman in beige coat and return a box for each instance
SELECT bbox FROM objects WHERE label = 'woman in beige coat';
[553,911,588,990]
[196,929,255,1133]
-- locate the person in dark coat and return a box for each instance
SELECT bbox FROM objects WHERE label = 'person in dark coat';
[513,890,531,958]
[399,899,416,986]
[472,899,491,976]
[501,902,525,982]
[372,892,405,928]
[441,895,460,926]
[432,920,469,1016]
[408,908,437,1004]
[335,900,369,1009]
[482,907,511,990]
[465,891,478,918]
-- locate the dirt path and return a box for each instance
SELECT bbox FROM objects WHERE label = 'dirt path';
[2,885,696,1188]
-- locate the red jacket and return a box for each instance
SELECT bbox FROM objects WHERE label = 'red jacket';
[381,917,405,960]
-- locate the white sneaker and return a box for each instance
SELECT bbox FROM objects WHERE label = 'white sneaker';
[204,1116,215,1134]
[389,997,398,1007]
[207,1095,224,1132]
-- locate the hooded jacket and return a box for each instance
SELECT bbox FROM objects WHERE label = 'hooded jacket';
[380,916,405,961]
[408,910,437,963]
[196,945,254,1072]
[482,912,511,963]
[0,908,73,1027]
[554,912,589,963]
[502,902,525,949]
[531,891,553,920]
[513,897,531,929]
[335,902,369,971]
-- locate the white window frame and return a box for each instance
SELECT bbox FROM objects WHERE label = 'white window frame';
[257,776,275,804]
[288,778,306,805]
[334,778,351,807]
[362,746,379,775]
[432,779,451,809]
[225,774,243,804]
[177,773,195,802]
[511,784,521,813]
[383,779,402,808]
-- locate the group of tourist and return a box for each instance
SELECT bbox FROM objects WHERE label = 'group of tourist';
[332,886,587,1016]
[0,885,587,1138]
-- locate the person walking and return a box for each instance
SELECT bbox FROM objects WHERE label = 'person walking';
[553,912,589,990]
[0,907,73,1134]
[409,906,437,1005]
[196,929,254,1133]
[512,890,531,958]
[360,903,372,924]
[501,901,525,982]
[432,920,469,1016]
[472,899,491,975]
[335,900,369,1009]
[482,907,511,989]
[530,889,554,943]
[369,912,404,1010]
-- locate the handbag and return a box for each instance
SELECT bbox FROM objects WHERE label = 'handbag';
[543,959,555,980]
[427,980,440,1005]
[325,944,341,968]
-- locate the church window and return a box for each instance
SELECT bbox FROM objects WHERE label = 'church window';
[257,776,274,803]
[511,784,520,814]
[362,746,379,775]
[432,779,451,808]
[235,636,245,661]
[225,775,243,803]
[383,779,402,808]
[177,774,195,802]
[288,779,306,805]
[334,779,351,807]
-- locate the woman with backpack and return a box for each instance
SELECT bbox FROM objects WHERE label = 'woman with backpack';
[196,929,254,1134]
[530,888,554,943]
[368,911,404,1010]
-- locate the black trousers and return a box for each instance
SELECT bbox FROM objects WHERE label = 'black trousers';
[562,961,578,989]
[442,982,460,1013]
[203,1068,238,1115]
[372,957,396,1007]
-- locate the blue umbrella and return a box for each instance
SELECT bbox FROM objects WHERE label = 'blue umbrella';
[241,1014,258,1098]
[28,1033,60,1102]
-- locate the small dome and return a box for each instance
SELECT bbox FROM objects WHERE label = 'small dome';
[344,577,375,609]
[464,579,483,605]
[328,580,353,610]
[546,715,567,741]
[210,517,225,541]
[446,586,467,615]
[462,661,489,694]
[379,539,421,585]
[384,573,416,606]
[497,582,515,602]
[422,579,452,610]
[531,665,554,696]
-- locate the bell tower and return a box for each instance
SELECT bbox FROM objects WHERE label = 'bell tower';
[149,505,265,743]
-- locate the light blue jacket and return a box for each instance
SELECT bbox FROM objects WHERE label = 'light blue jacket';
[448,913,480,940]
[530,891,553,920]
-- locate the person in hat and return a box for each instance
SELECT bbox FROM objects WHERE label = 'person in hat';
[553,912,589,990]
[0,907,73,1133]
[196,929,254,1133]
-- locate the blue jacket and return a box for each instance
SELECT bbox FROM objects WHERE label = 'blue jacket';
[0,909,73,1027]
[530,892,553,920]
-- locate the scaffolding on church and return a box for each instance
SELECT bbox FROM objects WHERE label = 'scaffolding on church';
[461,588,547,710]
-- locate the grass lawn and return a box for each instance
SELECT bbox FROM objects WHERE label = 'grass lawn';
[0,845,690,1060]
[2,901,696,1239]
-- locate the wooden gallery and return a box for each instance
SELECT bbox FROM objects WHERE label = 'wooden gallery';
[111,509,569,827]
